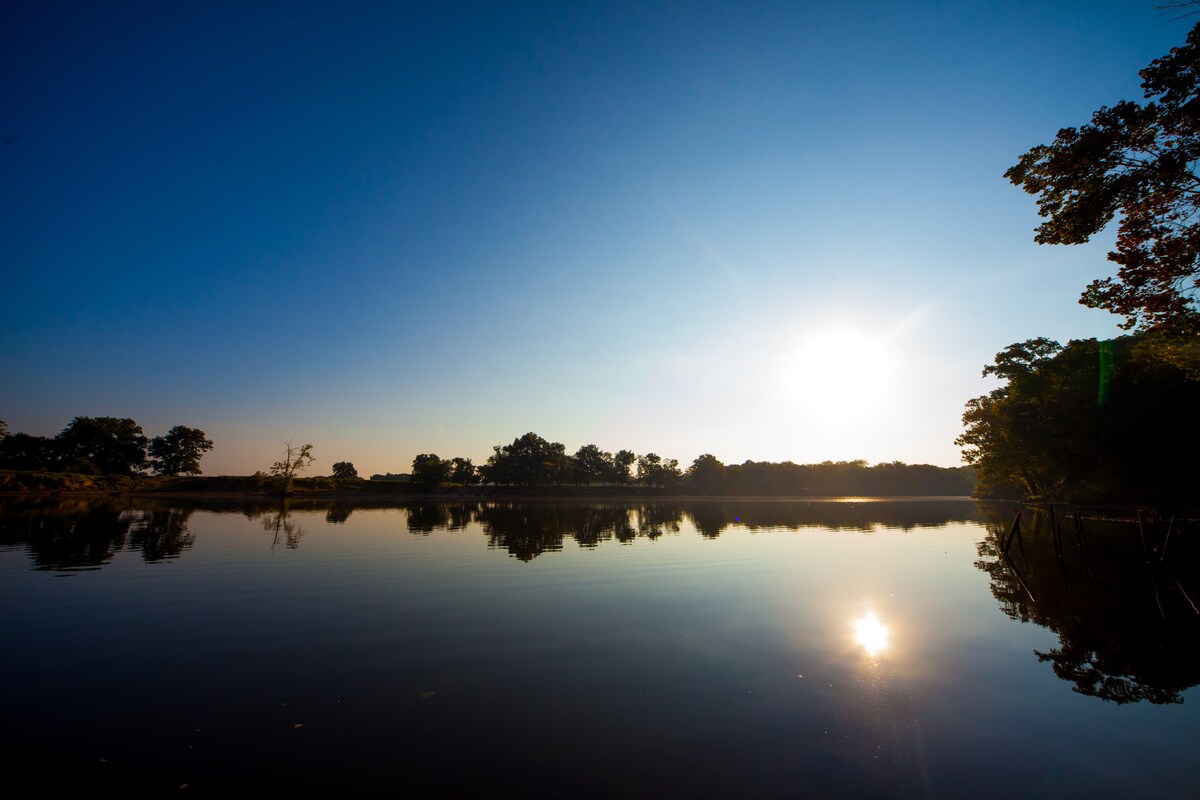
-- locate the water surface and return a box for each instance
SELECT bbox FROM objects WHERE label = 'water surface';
[1,498,1197,796]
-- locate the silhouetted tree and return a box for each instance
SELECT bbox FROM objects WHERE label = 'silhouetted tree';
[411,453,452,490]
[958,334,1200,503]
[0,432,56,470]
[269,441,315,495]
[331,461,359,479]
[637,453,681,488]
[479,432,565,486]
[55,416,147,475]
[613,449,636,485]
[1006,21,1200,332]
[571,444,611,485]
[547,442,572,485]
[148,426,214,476]
[685,454,727,494]
[449,457,477,486]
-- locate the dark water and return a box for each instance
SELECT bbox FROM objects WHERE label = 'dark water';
[1,497,1198,797]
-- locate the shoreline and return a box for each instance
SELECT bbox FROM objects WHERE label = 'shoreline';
[0,488,979,503]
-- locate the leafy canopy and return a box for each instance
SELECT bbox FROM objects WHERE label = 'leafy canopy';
[56,416,148,475]
[411,453,451,490]
[331,461,359,479]
[1006,21,1200,332]
[149,426,214,476]
[957,334,1200,503]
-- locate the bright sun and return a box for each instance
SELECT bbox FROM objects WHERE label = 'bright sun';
[778,325,897,423]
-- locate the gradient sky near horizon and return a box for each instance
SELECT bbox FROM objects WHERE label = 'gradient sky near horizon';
[1,1,1189,476]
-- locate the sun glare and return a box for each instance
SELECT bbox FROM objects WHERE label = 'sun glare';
[778,325,897,423]
[854,613,889,656]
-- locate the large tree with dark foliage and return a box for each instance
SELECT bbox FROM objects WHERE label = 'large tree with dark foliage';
[957,334,1200,504]
[148,426,214,476]
[56,416,148,475]
[636,453,681,488]
[411,453,452,490]
[479,432,567,486]
[448,457,477,486]
[0,432,55,470]
[1006,21,1200,333]
[331,461,359,479]
[685,453,727,494]
[571,444,615,485]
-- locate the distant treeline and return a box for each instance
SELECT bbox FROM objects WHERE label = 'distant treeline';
[704,459,974,496]
[370,472,410,481]
[395,431,974,497]
[0,418,973,497]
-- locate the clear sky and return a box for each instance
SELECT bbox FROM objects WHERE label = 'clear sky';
[1,1,1189,476]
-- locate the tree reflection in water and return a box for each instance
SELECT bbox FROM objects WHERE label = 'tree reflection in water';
[324,503,354,524]
[1,497,986,572]
[6,495,1197,708]
[247,504,303,550]
[470,503,690,560]
[0,498,196,572]
[976,505,1200,704]
[128,508,195,562]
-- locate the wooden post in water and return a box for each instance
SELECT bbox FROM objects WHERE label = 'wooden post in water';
[1073,508,1093,580]
[1137,509,1152,563]
[1163,561,1199,615]
[1137,510,1166,618]
[1050,505,1063,559]
[1161,516,1176,560]
[1002,554,1037,605]
[1003,509,1022,556]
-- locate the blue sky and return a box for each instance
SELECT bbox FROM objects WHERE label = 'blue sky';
[1,1,1189,475]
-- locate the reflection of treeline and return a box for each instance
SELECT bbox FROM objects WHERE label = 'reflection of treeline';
[711,460,974,496]
[684,499,984,536]
[975,504,1200,704]
[0,497,196,572]
[399,499,984,560]
[0,496,368,567]
[0,497,985,570]
[474,502,646,560]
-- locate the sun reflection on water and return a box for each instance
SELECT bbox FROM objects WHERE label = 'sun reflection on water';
[854,613,889,656]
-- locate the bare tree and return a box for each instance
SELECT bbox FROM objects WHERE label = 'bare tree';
[269,440,315,496]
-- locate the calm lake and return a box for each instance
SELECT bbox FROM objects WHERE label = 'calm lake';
[1,497,1197,797]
